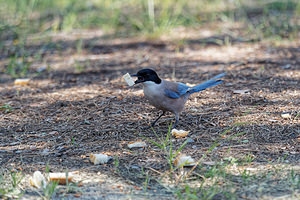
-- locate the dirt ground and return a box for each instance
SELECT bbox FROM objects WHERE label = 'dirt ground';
[0,27,299,199]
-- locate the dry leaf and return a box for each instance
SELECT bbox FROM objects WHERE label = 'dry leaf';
[48,172,74,184]
[174,154,196,168]
[127,140,146,148]
[232,89,250,95]
[268,119,278,122]
[134,186,142,190]
[14,78,30,86]
[202,161,217,166]
[90,153,112,165]
[281,113,291,119]
[171,129,190,138]
[74,193,81,198]
[29,171,47,188]
[99,180,105,184]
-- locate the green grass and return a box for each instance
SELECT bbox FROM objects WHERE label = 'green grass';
[0,166,83,200]
[39,180,59,200]
[0,170,24,199]
[134,124,300,199]
[175,163,300,200]
[0,0,299,79]
[142,124,195,180]
[0,104,13,113]
[0,0,299,40]
[6,55,31,78]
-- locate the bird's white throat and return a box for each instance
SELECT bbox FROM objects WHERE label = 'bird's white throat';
[142,81,161,94]
[142,81,160,87]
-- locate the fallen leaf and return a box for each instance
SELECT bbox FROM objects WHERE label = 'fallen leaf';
[127,140,146,148]
[30,171,47,188]
[202,161,216,166]
[281,64,291,69]
[49,172,74,184]
[232,89,250,95]
[14,78,30,86]
[268,119,278,122]
[171,129,190,138]
[49,131,58,135]
[174,154,196,168]
[74,193,81,198]
[281,113,291,119]
[90,153,112,165]
[134,186,142,190]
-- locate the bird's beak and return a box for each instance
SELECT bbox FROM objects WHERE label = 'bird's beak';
[131,74,143,84]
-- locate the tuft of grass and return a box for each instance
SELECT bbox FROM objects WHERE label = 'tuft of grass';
[140,167,150,192]
[142,124,190,178]
[0,170,24,199]
[40,180,59,200]
[139,122,300,199]
[0,104,13,113]
[6,55,31,78]
[36,167,81,199]
[62,171,82,196]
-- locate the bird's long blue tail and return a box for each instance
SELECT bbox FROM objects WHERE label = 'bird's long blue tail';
[187,73,225,94]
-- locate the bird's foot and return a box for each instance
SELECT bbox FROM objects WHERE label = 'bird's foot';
[171,120,178,130]
[141,125,152,130]
[141,122,156,130]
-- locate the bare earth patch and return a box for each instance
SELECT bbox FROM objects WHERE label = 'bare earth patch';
[0,28,299,199]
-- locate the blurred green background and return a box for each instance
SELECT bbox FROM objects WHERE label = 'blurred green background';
[0,0,299,41]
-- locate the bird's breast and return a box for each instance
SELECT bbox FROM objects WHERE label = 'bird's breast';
[143,81,162,100]
[142,81,186,113]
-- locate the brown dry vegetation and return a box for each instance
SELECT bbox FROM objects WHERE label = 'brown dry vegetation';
[0,25,300,199]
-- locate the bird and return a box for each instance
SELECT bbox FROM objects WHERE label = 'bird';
[132,68,225,129]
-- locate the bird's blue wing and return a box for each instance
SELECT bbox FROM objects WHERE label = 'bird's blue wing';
[164,83,190,99]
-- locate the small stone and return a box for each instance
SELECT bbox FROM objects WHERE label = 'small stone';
[281,113,291,119]
[232,89,250,95]
[187,138,194,143]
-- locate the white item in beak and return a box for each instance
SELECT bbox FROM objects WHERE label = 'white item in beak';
[123,73,135,86]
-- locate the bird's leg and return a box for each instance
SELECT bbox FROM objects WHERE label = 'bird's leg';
[172,114,179,129]
[142,111,165,130]
[151,111,165,127]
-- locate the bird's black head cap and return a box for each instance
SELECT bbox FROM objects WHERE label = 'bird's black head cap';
[132,69,161,84]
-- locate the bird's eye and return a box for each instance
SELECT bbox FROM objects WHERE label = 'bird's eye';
[138,76,144,80]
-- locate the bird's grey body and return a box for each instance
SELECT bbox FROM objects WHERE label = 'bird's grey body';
[143,80,188,117]
[132,69,225,128]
